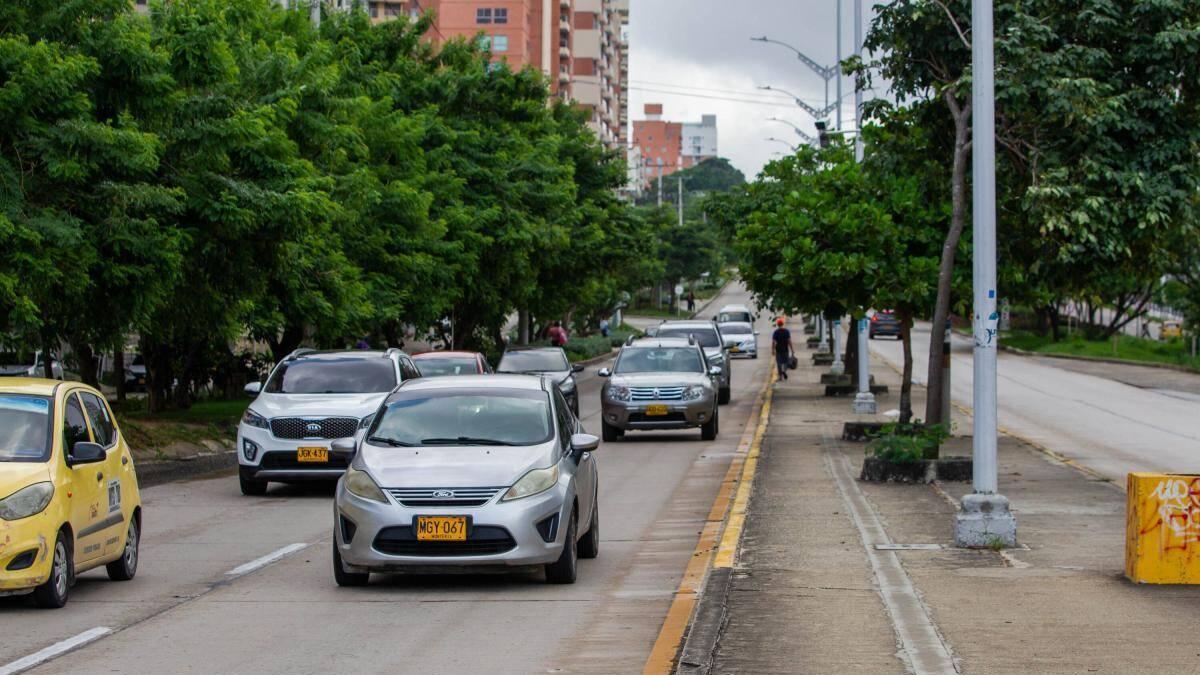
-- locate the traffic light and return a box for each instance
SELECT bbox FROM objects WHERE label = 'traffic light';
[814,120,831,148]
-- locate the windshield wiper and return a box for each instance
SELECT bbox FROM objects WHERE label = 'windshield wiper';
[368,436,415,447]
[420,436,517,446]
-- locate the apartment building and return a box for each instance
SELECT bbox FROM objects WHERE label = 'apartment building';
[631,104,718,190]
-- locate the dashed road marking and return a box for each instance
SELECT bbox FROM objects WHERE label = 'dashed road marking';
[0,627,113,675]
[225,543,309,577]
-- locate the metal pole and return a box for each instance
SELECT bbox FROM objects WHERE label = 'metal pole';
[853,0,863,162]
[853,316,876,413]
[310,0,320,27]
[818,315,828,351]
[830,318,844,375]
[955,0,1016,548]
[835,0,842,130]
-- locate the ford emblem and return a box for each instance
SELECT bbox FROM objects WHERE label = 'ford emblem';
[305,422,322,434]
[433,490,454,498]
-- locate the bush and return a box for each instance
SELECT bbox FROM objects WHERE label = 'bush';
[867,423,948,463]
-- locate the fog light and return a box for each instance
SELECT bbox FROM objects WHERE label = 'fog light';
[698,413,706,421]
[5,549,36,571]
[536,514,559,543]
[340,515,357,544]
[242,439,259,461]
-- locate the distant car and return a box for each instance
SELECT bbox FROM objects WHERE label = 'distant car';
[654,320,731,404]
[715,304,755,324]
[0,379,142,608]
[496,347,583,417]
[1161,321,1183,340]
[412,351,491,377]
[869,310,902,339]
[237,349,422,496]
[0,351,64,380]
[124,354,147,392]
[598,337,721,441]
[331,375,599,586]
[717,321,758,358]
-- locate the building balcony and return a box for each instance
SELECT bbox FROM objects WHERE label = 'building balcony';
[560,18,571,34]
[559,45,571,59]
[560,0,570,7]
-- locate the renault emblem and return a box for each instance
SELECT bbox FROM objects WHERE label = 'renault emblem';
[653,388,661,399]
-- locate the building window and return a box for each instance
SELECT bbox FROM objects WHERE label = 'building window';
[370,2,378,18]
[478,35,492,49]
[492,35,509,52]
[477,8,493,23]
[495,8,508,24]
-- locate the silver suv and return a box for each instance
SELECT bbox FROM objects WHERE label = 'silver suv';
[653,320,732,404]
[597,337,721,441]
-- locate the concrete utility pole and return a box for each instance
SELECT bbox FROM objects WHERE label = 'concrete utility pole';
[818,316,828,351]
[310,0,320,27]
[678,176,684,227]
[955,0,1017,548]
[851,0,876,415]
[830,317,844,376]
[835,0,843,130]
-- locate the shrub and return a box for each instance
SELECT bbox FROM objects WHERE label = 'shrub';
[867,423,948,463]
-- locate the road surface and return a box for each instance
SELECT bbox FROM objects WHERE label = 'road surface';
[0,284,773,675]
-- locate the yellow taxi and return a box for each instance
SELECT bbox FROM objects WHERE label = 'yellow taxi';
[0,379,141,608]
[1161,321,1183,340]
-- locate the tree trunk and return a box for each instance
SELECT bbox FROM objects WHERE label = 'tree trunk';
[517,309,530,345]
[844,318,859,380]
[1048,304,1061,342]
[73,341,99,387]
[114,348,126,404]
[925,92,972,426]
[898,308,915,424]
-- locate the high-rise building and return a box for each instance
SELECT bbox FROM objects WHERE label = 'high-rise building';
[630,104,718,191]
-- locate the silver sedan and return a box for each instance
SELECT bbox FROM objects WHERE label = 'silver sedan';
[330,375,600,585]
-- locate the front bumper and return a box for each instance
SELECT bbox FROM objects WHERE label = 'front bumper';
[238,424,353,482]
[0,510,56,593]
[600,396,716,430]
[726,343,757,358]
[334,478,575,570]
[870,323,901,336]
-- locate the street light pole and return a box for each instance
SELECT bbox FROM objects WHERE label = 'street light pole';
[954,0,1017,548]
[835,0,843,130]
[310,0,320,27]
[851,0,876,415]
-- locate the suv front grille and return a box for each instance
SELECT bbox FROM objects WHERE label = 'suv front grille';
[270,417,359,440]
[386,487,504,507]
[373,526,516,557]
[630,386,684,401]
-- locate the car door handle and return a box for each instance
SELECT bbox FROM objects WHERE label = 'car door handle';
[122,456,129,466]
[96,472,103,482]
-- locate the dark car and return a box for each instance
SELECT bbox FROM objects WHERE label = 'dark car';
[411,350,492,376]
[497,346,583,416]
[869,310,902,339]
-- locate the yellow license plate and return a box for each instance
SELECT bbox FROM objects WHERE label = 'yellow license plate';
[417,516,468,541]
[730,346,740,352]
[297,446,328,463]
[645,404,669,416]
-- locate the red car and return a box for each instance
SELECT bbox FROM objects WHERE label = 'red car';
[411,350,492,377]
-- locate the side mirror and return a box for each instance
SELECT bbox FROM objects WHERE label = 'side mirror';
[331,438,357,461]
[572,433,600,452]
[712,315,718,322]
[69,441,106,466]
[753,330,760,336]
[597,367,612,377]
[709,366,723,377]
[244,381,262,396]
[572,363,585,373]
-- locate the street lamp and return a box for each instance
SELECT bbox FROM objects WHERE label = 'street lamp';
[758,85,838,121]
[751,32,844,128]
[765,137,799,152]
[767,117,817,146]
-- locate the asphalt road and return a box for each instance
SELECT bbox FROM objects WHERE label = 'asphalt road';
[866,322,1200,482]
[0,283,772,675]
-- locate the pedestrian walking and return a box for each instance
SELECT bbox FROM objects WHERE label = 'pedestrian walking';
[599,318,610,338]
[355,336,371,350]
[548,321,569,347]
[686,291,696,313]
[771,318,794,381]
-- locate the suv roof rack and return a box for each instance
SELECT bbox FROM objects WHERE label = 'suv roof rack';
[286,348,316,360]
[385,347,404,358]
[625,334,636,347]
[688,334,697,346]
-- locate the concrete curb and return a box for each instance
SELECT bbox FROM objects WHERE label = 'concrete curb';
[999,343,1200,375]
[675,567,733,675]
[136,450,237,488]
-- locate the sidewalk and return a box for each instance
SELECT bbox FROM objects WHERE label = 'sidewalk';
[684,339,1200,674]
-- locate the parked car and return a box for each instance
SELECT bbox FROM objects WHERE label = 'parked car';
[869,310,902,339]
[0,379,142,608]
[717,321,758,358]
[236,349,422,496]
[411,350,491,377]
[715,304,755,325]
[1161,321,1183,340]
[0,351,64,380]
[653,320,732,404]
[597,336,721,441]
[331,375,599,585]
[124,354,148,392]
[496,347,583,417]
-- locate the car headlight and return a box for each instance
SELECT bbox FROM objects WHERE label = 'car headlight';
[740,340,756,350]
[241,408,269,429]
[358,413,376,430]
[682,385,705,401]
[345,468,387,503]
[558,377,576,394]
[608,385,631,402]
[0,482,54,521]
[502,464,560,501]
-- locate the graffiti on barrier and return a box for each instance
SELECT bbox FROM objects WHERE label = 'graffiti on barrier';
[1140,477,1200,551]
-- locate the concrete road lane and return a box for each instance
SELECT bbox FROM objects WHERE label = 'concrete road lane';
[2,283,773,675]
[867,322,1200,481]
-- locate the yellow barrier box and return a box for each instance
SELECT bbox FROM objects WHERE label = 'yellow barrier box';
[1126,473,1200,584]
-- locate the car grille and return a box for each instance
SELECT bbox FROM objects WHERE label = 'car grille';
[629,386,684,401]
[373,526,517,557]
[385,487,504,507]
[259,451,350,471]
[270,417,359,440]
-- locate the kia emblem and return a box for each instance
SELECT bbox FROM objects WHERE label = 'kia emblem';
[305,422,322,434]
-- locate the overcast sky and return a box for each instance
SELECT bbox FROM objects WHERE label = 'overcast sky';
[628,0,871,180]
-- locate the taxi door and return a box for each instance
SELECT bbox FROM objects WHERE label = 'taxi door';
[79,391,131,559]
[61,389,106,564]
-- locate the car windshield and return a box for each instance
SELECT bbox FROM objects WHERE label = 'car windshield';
[718,311,752,323]
[264,357,396,394]
[416,357,479,377]
[616,348,704,374]
[0,394,52,462]
[370,388,553,447]
[656,327,721,348]
[720,324,752,335]
[498,350,568,373]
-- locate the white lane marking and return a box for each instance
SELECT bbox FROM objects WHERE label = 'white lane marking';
[0,627,113,675]
[225,543,308,577]
[824,447,960,675]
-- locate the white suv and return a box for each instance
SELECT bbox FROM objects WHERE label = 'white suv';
[237,349,421,496]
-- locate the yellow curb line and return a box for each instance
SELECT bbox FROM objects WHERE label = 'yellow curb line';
[640,367,778,675]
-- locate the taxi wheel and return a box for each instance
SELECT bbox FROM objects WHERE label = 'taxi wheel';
[106,517,139,581]
[33,532,71,609]
[701,409,719,441]
[333,543,369,587]
[545,511,578,584]
[578,499,599,560]
[601,420,621,443]
[240,474,268,496]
